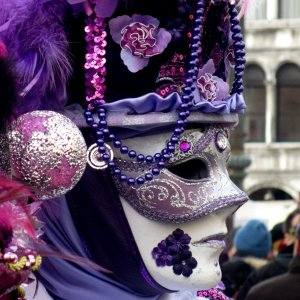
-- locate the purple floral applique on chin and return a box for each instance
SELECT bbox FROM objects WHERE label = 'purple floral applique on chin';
[109,14,172,73]
[196,59,229,103]
[151,228,198,278]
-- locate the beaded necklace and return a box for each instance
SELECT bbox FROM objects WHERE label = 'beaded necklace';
[83,0,245,187]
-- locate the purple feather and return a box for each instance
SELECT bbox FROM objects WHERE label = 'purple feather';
[0,0,72,116]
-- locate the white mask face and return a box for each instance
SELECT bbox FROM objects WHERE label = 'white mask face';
[121,198,238,291]
[112,126,247,291]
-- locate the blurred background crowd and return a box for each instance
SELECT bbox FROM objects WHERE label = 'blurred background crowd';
[220,208,300,299]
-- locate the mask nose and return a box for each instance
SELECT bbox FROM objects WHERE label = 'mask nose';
[167,159,209,181]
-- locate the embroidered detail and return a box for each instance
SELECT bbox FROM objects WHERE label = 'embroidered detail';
[109,15,172,72]
[195,59,229,103]
[197,288,231,300]
[152,229,197,277]
[197,73,218,102]
[172,250,198,277]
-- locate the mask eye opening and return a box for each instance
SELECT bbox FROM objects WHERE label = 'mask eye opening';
[167,158,209,181]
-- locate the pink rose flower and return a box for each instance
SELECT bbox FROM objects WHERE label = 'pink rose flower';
[109,14,172,72]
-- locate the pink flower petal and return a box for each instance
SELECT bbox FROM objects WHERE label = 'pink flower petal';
[131,14,160,27]
[197,59,216,77]
[120,49,149,72]
[109,15,132,44]
[155,28,172,53]
[94,0,118,18]
[213,76,229,100]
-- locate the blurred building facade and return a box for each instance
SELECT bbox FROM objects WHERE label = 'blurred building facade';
[243,0,300,201]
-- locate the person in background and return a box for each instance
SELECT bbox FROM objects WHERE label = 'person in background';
[244,220,300,300]
[236,208,300,300]
[221,219,271,299]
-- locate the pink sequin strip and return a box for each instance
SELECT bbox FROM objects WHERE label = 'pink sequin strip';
[84,16,107,109]
[197,288,231,300]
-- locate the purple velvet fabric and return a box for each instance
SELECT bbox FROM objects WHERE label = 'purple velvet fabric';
[103,91,246,115]
[37,166,173,299]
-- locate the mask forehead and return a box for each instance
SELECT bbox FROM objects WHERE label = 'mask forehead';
[113,125,248,223]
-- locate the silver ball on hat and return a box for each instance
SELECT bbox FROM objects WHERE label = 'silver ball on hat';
[8,110,87,199]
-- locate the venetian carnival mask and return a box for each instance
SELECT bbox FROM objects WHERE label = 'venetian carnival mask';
[111,124,248,291]
[113,126,247,223]
[2,0,250,297]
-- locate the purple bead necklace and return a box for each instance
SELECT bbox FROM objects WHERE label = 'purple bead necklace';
[83,0,245,187]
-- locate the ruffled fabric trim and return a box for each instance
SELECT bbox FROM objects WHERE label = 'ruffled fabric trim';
[103,92,246,115]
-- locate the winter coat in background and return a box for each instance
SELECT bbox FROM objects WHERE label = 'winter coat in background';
[237,244,293,300]
[245,253,300,300]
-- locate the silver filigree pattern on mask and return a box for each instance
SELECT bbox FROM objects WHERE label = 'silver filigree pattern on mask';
[113,125,248,223]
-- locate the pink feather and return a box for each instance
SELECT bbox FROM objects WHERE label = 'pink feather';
[237,0,254,19]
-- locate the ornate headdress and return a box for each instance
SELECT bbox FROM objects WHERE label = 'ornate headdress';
[0,0,250,299]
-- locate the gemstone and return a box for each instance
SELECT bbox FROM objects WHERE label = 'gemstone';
[215,132,228,152]
[179,141,191,152]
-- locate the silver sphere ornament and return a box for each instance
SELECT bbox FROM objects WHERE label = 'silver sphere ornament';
[8,111,87,199]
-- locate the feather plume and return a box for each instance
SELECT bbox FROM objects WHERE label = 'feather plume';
[0,0,72,116]
[0,176,37,236]
[237,0,255,19]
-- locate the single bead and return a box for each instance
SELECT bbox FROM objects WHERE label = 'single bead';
[152,168,160,176]
[103,128,110,135]
[137,154,145,162]
[96,138,105,145]
[120,146,128,154]
[137,177,145,185]
[154,153,162,161]
[158,161,165,168]
[113,168,121,176]
[180,103,189,111]
[119,174,127,182]
[146,155,154,163]
[98,120,107,127]
[231,24,241,33]
[96,130,104,137]
[102,153,110,161]
[176,119,184,126]
[162,148,169,155]
[235,64,245,72]
[128,150,137,158]
[108,161,116,169]
[168,145,175,152]
[108,134,116,141]
[86,117,94,124]
[163,153,171,161]
[235,41,245,49]
[113,140,122,148]
[98,112,106,119]
[145,173,153,181]
[174,127,183,134]
[98,146,106,154]
[127,178,135,186]
[84,110,92,117]
[179,111,187,119]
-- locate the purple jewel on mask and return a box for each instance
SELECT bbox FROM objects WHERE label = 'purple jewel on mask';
[151,228,197,277]
[109,14,172,72]
[215,131,228,152]
[179,141,191,152]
